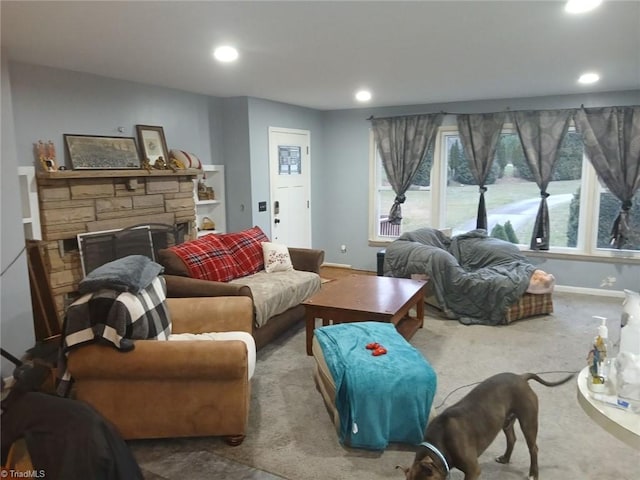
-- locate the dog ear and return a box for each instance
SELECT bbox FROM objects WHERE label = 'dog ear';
[420,464,434,476]
[423,455,448,479]
[418,458,434,476]
[395,465,409,476]
[418,456,443,479]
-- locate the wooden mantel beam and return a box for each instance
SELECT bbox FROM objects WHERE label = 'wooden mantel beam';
[36,168,201,180]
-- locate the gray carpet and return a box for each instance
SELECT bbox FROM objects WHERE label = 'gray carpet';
[131,292,638,479]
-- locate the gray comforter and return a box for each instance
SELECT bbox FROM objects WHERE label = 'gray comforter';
[383,228,537,325]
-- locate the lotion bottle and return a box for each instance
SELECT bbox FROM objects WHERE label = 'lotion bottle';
[587,316,610,392]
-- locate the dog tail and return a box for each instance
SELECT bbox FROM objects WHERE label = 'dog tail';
[522,372,575,387]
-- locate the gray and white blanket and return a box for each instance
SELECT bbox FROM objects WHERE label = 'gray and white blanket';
[57,276,171,396]
[383,228,537,325]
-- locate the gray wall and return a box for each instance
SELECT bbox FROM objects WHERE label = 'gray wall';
[9,62,218,169]
[221,97,252,232]
[1,53,35,377]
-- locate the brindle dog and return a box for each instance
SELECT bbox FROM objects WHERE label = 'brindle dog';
[397,372,574,480]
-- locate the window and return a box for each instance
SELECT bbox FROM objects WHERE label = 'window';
[370,140,434,238]
[370,124,640,257]
[593,183,640,252]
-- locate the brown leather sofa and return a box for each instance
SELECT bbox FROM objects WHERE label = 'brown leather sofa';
[67,296,253,445]
[163,247,325,350]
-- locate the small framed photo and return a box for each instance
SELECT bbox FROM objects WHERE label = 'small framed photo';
[136,125,169,164]
[34,140,59,172]
[43,158,58,172]
[64,134,141,170]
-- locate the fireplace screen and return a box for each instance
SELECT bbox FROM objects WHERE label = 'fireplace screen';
[78,226,153,276]
[77,223,186,276]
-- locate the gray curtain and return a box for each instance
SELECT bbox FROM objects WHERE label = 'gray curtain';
[512,109,574,250]
[371,114,444,224]
[456,112,506,230]
[574,106,640,249]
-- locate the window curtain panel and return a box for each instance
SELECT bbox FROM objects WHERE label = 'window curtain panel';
[512,110,573,250]
[371,114,444,225]
[573,106,640,249]
[456,112,506,230]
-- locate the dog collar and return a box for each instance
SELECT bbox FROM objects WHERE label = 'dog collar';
[420,442,450,479]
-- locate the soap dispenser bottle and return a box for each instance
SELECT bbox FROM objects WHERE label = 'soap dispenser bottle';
[587,316,610,392]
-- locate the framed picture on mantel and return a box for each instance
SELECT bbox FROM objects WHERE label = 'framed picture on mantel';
[136,124,169,165]
[64,134,141,170]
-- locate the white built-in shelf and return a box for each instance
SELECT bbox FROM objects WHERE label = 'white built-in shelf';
[18,166,42,240]
[193,165,226,235]
[197,230,221,237]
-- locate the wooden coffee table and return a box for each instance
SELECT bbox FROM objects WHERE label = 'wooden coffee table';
[303,275,427,355]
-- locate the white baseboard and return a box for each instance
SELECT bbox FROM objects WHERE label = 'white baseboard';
[554,285,625,298]
[321,262,353,269]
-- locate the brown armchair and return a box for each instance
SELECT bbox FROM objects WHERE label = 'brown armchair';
[66,296,254,445]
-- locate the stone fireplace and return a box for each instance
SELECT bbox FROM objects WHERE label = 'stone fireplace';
[35,168,199,321]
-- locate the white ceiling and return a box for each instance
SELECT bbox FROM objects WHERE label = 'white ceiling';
[2,1,639,110]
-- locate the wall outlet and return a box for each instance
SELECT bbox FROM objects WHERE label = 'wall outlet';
[340,244,347,253]
[600,276,616,287]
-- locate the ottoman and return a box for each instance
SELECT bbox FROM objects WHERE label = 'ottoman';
[312,321,437,450]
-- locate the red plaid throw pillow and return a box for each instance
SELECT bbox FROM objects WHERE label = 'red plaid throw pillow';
[219,226,270,277]
[167,234,240,282]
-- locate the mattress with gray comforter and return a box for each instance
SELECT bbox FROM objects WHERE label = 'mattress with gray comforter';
[383,228,537,325]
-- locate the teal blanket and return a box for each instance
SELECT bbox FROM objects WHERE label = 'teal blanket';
[315,322,437,450]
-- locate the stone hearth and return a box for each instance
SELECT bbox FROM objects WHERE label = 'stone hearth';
[35,169,199,321]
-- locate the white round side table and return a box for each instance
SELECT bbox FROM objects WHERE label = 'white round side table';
[576,365,640,450]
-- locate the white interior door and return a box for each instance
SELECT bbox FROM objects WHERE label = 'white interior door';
[268,127,311,248]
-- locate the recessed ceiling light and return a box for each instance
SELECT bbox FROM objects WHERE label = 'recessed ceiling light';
[565,0,602,14]
[355,90,372,102]
[578,72,600,84]
[213,45,239,63]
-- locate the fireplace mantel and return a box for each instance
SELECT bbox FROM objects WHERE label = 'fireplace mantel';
[37,168,201,180]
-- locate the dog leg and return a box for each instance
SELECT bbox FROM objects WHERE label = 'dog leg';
[496,414,516,464]
[461,463,481,480]
[524,438,538,480]
[519,413,539,480]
